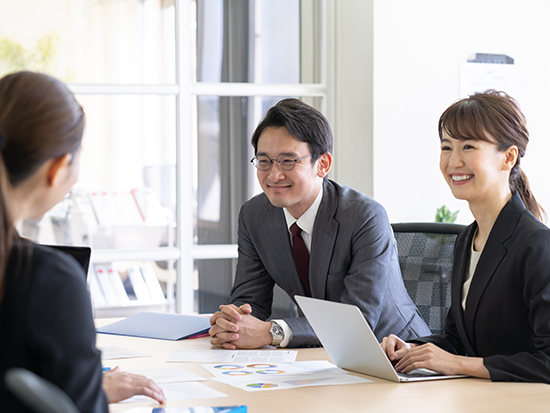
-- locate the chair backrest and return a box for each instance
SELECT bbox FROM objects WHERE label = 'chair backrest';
[391,222,467,335]
[4,368,80,413]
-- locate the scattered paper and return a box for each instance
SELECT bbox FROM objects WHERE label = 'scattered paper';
[120,382,228,403]
[99,346,150,360]
[167,350,297,364]
[126,368,207,383]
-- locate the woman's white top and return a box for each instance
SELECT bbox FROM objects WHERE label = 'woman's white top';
[462,229,482,311]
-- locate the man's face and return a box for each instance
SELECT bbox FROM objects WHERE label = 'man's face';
[256,126,331,218]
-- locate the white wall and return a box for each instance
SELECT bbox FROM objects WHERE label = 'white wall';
[367,0,550,225]
[333,1,374,196]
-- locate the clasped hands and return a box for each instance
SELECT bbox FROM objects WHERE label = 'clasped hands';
[209,303,272,349]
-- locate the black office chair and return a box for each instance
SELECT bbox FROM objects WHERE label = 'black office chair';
[391,222,467,335]
[4,368,80,413]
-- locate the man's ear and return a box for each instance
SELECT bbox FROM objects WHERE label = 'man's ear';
[317,152,333,178]
[502,145,518,171]
[47,153,73,187]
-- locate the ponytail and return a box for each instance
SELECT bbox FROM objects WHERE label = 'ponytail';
[510,166,546,223]
[0,135,13,305]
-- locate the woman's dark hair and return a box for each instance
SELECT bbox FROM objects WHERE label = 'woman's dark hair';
[251,98,333,162]
[0,71,85,304]
[439,89,545,222]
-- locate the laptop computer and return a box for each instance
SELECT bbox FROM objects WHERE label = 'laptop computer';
[46,245,92,279]
[295,295,467,383]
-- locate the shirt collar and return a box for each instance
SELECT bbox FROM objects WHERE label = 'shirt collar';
[283,185,324,235]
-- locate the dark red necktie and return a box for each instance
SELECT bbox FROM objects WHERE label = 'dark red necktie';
[290,222,311,296]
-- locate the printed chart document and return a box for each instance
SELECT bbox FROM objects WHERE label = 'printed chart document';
[205,360,372,392]
[96,312,211,340]
[167,350,297,364]
[126,368,207,383]
[99,346,150,360]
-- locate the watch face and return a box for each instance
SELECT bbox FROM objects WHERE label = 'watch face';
[271,323,284,337]
[270,322,284,346]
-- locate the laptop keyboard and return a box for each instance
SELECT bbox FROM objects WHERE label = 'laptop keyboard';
[398,368,441,378]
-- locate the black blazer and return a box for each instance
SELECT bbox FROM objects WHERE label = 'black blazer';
[414,192,550,383]
[0,237,107,412]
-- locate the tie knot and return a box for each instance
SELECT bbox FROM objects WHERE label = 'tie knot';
[290,222,302,237]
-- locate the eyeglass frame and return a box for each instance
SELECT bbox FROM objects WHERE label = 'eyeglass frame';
[250,153,313,171]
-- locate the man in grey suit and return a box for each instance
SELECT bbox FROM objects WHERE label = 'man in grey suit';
[209,98,430,349]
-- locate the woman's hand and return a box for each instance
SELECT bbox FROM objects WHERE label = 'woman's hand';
[381,334,415,362]
[394,343,490,378]
[102,367,166,404]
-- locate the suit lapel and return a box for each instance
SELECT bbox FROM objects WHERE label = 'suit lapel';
[309,180,338,298]
[462,193,524,350]
[451,224,477,355]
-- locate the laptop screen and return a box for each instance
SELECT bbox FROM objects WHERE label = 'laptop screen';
[45,245,92,279]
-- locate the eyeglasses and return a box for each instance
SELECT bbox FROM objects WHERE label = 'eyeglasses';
[250,153,312,171]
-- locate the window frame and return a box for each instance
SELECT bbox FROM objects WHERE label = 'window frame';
[68,0,335,314]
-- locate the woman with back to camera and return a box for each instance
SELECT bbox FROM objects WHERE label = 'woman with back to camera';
[0,71,166,412]
[381,90,550,383]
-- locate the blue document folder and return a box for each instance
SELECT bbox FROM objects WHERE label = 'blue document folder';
[96,311,211,340]
[152,407,247,413]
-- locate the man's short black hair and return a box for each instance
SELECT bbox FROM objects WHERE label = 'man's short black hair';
[251,98,333,162]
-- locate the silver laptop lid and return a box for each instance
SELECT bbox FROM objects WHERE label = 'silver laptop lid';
[295,295,400,382]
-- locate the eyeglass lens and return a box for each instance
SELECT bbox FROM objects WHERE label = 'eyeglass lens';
[254,154,299,171]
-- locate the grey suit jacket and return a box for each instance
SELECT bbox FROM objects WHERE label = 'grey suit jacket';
[230,179,430,347]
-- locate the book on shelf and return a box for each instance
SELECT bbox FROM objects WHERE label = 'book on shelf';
[127,265,153,303]
[94,265,120,306]
[140,263,166,302]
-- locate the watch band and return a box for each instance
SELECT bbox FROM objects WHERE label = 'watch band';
[269,321,285,347]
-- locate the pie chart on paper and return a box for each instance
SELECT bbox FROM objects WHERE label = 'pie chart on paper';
[214,364,243,370]
[256,369,286,374]
[246,382,278,389]
[222,370,253,376]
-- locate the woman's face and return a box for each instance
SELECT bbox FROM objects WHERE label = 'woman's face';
[439,132,514,206]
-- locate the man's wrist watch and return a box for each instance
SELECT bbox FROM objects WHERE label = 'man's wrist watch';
[269,321,285,347]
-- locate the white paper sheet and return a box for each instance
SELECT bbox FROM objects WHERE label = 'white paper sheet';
[459,61,520,99]
[120,382,228,403]
[203,360,343,379]
[167,350,297,364]
[126,368,207,383]
[213,372,371,392]
[99,346,150,360]
[203,360,372,391]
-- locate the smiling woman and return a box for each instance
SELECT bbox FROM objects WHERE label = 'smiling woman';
[438,90,545,224]
[381,90,550,384]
